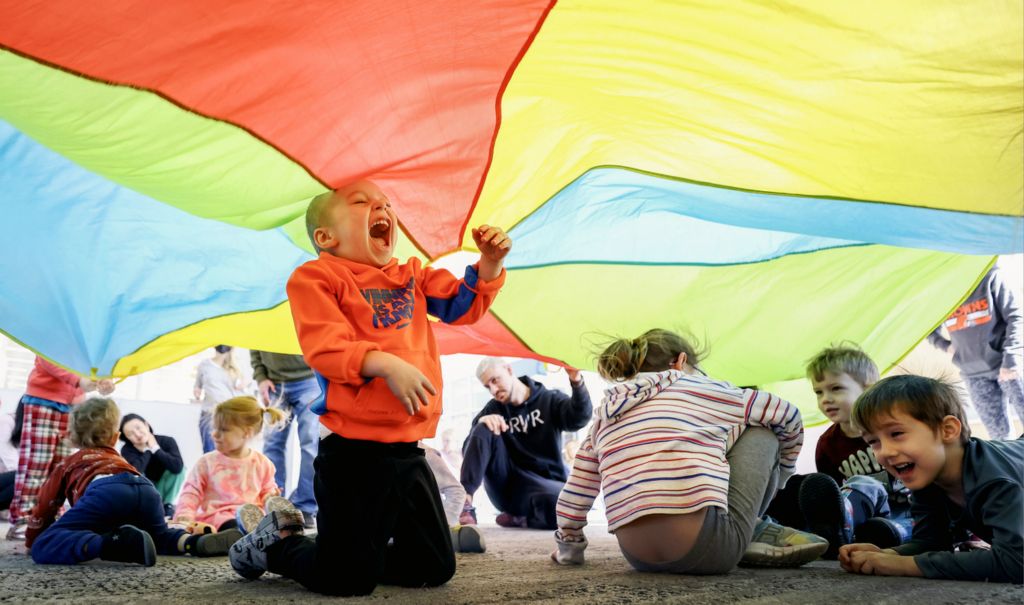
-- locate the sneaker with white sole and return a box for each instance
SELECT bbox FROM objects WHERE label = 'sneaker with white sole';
[235,503,265,535]
[229,510,305,579]
[451,525,486,553]
[740,518,829,568]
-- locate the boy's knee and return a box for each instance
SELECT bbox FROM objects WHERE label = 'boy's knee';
[423,554,456,587]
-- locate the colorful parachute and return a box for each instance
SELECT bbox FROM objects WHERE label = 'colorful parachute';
[1,2,1021,421]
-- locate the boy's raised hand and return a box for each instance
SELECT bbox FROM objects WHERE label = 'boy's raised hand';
[472,225,512,263]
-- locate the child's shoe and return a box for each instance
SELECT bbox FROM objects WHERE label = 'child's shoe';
[193,528,243,557]
[495,512,528,528]
[798,473,852,559]
[262,495,293,515]
[229,510,305,579]
[100,525,157,566]
[740,518,829,567]
[263,496,312,529]
[451,525,486,553]
[5,521,26,541]
[458,501,477,526]
[855,517,904,549]
[235,503,265,535]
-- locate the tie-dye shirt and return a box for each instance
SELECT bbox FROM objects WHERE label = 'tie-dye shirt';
[175,449,278,528]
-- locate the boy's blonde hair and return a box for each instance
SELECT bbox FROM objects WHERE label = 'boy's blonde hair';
[597,328,705,381]
[852,374,970,444]
[68,397,120,448]
[214,396,287,434]
[806,343,879,388]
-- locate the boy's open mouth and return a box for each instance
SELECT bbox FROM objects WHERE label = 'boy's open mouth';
[369,217,392,247]
[892,462,915,478]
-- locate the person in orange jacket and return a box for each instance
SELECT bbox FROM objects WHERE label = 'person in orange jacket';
[229,180,510,596]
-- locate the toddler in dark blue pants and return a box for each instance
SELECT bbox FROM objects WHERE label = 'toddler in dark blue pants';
[26,397,238,565]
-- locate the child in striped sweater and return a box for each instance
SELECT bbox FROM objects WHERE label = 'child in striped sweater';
[552,329,828,572]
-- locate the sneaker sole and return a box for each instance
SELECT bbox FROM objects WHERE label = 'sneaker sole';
[453,525,487,553]
[263,496,297,516]
[741,541,829,567]
[197,528,243,557]
[799,474,845,560]
[236,504,265,535]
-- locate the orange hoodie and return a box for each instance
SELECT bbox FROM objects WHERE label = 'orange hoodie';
[286,253,505,443]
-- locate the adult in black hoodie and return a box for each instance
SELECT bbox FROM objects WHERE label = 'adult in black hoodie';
[460,358,592,529]
[119,413,185,516]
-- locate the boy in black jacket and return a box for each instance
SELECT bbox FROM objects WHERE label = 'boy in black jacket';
[841,375,1022,583]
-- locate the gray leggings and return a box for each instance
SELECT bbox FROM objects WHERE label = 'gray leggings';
[621,427,780,574]
[963,376,1024,440]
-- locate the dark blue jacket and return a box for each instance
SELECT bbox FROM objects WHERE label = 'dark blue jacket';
[471,376,592,482]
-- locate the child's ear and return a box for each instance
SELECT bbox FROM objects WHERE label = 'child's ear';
[313,226,337,250]
[670,353,687,371]
[939,415,963,444]
[110,431,121,446]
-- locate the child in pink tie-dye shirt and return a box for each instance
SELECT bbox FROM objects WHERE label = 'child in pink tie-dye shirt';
[174,397,286,533]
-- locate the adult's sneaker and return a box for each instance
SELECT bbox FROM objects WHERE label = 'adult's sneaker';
[235,503,265,535]
[229,510,305,580]
[451,525,486,553]
[799,473,851,560]
[740,518,829,567]
[100,525,157,567]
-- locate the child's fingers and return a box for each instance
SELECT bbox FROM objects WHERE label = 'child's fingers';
[401,396,417,416]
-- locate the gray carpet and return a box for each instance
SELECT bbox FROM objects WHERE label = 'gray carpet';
[1,522,1020,604]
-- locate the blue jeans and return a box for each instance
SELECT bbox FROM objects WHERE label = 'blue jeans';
[263,377,321,514]
[198,411,216,454]
[31,473,185,564]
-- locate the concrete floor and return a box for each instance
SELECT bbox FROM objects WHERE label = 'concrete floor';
[1,521,1020,604]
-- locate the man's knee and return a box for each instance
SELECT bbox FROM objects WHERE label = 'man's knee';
[467,421,499,443]
[527,490,560,530]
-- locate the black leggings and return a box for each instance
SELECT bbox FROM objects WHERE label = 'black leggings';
[266,435,454,596]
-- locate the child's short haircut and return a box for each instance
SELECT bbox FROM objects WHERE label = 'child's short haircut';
[68,397,120,448]
[214,396,287,434]
[806,343,880,387]
[852,374,971,444]
[304,191,334,252]
[598,328,705,381]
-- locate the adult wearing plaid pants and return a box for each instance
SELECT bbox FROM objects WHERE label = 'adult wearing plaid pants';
[6,357,112,540]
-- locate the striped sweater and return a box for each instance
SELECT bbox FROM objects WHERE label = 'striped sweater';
[556,370,803,543]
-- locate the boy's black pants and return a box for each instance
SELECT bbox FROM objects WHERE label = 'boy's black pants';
[266,434,455,596]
